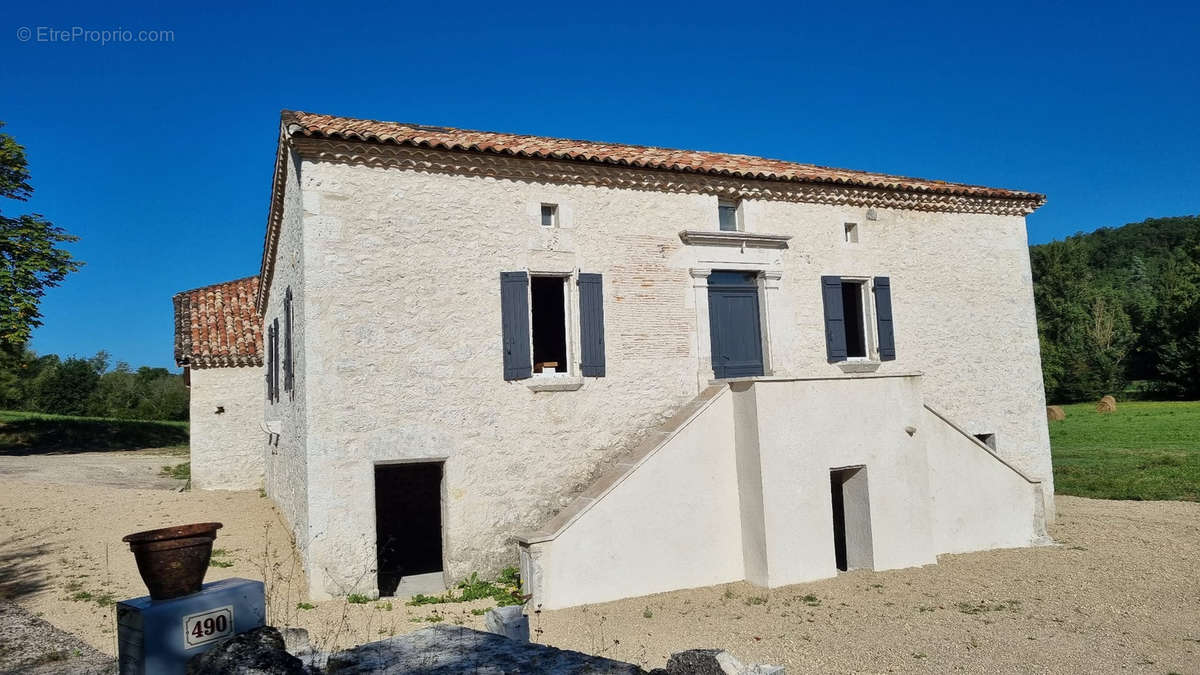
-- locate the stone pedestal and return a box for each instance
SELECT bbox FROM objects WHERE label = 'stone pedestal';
[116,577,265,675]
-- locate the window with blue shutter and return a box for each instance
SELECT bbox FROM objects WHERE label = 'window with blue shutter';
[271,317,280,402]
[577,273,606,377]
[283,287,294,396]
[265,322,273,402]
[500,271,533,380]
[821,276,848,362]
[873,277,896,361]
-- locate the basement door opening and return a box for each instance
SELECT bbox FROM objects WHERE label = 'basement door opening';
[830,466,874,572]
[375,462,444,597]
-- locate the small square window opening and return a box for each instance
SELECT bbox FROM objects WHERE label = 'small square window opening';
[718,200,740,232]
[844,223,860,243]
[540,204,558,227]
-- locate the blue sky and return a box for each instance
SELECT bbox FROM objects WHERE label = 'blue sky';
[2,1,1197,369]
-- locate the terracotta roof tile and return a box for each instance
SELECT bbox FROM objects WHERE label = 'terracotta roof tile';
[173,276,262,368]
[281,110,1045,202]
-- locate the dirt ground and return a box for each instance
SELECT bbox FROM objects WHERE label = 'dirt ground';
[0,449,187,490]
[1,471,1197,674]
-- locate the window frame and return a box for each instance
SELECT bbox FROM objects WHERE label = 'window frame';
[540,203,559,228]
[839,277,876,361]
[527,271,575,377]
[718,199,742,232]
[283,287,294,396]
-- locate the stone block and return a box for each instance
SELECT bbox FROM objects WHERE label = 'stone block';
[483,605,530,642]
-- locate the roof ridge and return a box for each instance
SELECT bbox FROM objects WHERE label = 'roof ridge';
[172,275,260,299]
[279,109,1044,200]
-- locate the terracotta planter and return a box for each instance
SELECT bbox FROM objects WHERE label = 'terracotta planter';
[122,522,223,600]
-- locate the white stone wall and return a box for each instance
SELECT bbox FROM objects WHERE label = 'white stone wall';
[189,366,265,490]
[522,375,1047,609]
[279,148,1052,598]
[924,406,1047,554]
[263,148,311,566]
[525,388,743,608]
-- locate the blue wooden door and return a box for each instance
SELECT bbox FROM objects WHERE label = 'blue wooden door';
[707,271,765,378]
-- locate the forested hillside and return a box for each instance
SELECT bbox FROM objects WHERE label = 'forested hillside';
[0,350,187,421]
[1031,215,1200,403]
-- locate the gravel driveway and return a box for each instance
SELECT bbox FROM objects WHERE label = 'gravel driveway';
[1,471,1197,673]
[0,450,186,490]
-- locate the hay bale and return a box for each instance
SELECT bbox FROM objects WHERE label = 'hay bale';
[1046,405,1066,421]
[1096,395,1117,413]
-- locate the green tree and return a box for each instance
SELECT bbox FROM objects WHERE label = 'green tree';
[0,122,83,351]
[1031,216,1200,402]
[31,352,105,415]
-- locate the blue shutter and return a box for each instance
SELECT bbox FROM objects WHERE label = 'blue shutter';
[272,318,280,401]
[821,276,848,362]
[873,277,896,361]
[500,271,532,380]
[283,288,293,394]
[578,273,606,377]
[265,322,273,402]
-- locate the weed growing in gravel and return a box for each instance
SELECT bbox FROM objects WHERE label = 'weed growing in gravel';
[375,602,392,611]
[346,594,370,604]
[159,462,190,480]
[209,549,234,568]
[69,590,115,607]
[744,595,767,606]
[405,568,524,607]
[956,599,1022,615]
[296,602,316,610]
[470,608,487,616]
[642,607,653,618]
[800,594,821,607]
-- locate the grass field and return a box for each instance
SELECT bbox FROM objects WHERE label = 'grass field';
[1049,400,1200,501]
[0,410,188,455]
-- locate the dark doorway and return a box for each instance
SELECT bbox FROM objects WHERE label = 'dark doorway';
[707,271,765,378]
[530,276,567,374]
[830,466,873,572]
[830,470,849,571]
[375,462,443,597]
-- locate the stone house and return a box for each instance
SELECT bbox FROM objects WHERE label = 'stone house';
[172,276,264,490]
[184,110,1055,607]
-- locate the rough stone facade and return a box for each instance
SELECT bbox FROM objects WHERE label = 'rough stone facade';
[263,147,311,565]
[256,128,1052,599]
[189,366,266,490]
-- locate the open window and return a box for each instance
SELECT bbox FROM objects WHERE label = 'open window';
[840,280,869,358]
[820,276,896,363]
[530,276,568,375]
[500,271,606,381]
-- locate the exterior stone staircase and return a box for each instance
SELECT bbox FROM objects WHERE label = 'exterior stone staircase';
[517,384,726,545]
